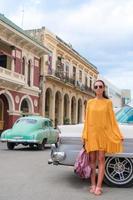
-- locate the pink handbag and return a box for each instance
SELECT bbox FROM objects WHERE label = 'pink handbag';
[74,148,91,179]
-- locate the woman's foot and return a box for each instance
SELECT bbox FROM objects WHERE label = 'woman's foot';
[94,187,102,195]
[89,185,96,194]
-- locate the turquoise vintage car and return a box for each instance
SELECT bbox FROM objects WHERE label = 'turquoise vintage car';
[0,116,60,150]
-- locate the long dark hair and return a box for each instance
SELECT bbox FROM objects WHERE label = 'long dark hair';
[94,79,109,99]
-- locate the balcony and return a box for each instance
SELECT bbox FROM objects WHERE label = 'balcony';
[56,59,63,67]
[46,68,75,84]
[75,81,95,95]
[0,67,25,89]
[46,69,95,96]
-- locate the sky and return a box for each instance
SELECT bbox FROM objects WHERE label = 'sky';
[0,0,133,97]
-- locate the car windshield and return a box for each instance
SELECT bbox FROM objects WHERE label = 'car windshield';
[15,118,37,125]
[116,106,133,124]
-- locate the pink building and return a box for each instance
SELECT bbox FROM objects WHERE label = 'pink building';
[0,14,50,132]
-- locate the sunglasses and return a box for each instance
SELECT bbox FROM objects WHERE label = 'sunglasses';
[94,85,103,89]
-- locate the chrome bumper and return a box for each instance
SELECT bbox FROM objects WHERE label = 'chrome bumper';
[0,138,40,143]
[48,144,66,165]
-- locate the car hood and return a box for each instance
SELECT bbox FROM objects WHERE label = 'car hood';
[59,123,133,139]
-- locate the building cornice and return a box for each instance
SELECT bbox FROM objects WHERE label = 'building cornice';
[0,13,50,55]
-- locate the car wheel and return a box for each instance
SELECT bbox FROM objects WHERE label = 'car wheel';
[29,144,34,149]
[37,139,46,150]
[104,157,133,187]
[7,142,15,150]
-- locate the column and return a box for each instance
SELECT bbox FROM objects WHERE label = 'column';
[75,97,78,124]
[51,90,55,125]
[68,98,71,124]
[60,94,64,125]
[81,99,84,123]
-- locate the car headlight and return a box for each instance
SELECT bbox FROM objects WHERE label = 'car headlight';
[51,152,66,162]
[1,133,5,138]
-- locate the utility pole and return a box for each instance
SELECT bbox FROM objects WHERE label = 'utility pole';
[21,5,24,28]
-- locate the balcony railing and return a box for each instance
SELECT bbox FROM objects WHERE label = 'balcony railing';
[46,69,95,95]
[0,66,25,87]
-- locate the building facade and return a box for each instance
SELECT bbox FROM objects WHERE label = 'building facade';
[121,89,131,105]
[0,14,50,132]
[27,27,99,125]
[98,75,131,108]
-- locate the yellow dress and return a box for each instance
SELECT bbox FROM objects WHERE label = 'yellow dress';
[82,98,123,153]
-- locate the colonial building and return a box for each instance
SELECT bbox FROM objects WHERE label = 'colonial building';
[27,27,99,125]
[0,14,50,132]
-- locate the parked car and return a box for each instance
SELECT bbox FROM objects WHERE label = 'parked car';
[49,103,133,187]
[0,116,60,150]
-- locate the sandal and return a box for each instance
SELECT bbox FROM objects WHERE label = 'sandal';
[94,187,102,195]
[89,185,96,194]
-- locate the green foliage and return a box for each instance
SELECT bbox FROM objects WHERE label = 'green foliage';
[63,117,70,125]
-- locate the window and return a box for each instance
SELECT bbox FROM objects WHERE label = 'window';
[90,77,92,88]
[43,120,49,128]
[73,66,76,79]
[0,55,7,68]
[22,57,25,75]
[79,70,82,82]
[85,76,88,86]
[15,118,37,124]
[57,56,62,66]
[66,64,69,78]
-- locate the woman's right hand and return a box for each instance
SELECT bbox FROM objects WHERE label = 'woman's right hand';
[83,139,85,148]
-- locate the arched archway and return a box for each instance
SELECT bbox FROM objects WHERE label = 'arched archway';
[19,96,33,116]
[77,98,82,123]
[0,90,14,112]
[0,91,14,131]
[55,91,62,125]
[0,99,4,121]
[45,88,52,118]
[71,96,76,124]
[20,99,29,116]
[0,98,4,131]
[63,94,70,124]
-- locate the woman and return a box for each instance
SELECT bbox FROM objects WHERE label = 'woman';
[82,79,123,195]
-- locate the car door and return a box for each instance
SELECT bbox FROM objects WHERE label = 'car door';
[42,120,50,141]
[47,120,57,143]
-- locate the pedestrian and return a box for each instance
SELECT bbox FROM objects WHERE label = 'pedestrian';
[82,79,123,195]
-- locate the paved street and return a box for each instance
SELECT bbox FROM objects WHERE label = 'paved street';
[0,143,133,200]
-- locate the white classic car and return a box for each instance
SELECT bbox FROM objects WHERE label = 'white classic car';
[49,103,133,187]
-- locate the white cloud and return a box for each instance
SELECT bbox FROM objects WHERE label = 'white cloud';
[105,67,133,98]
[9,0,133,41]
[6,0,133,98]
